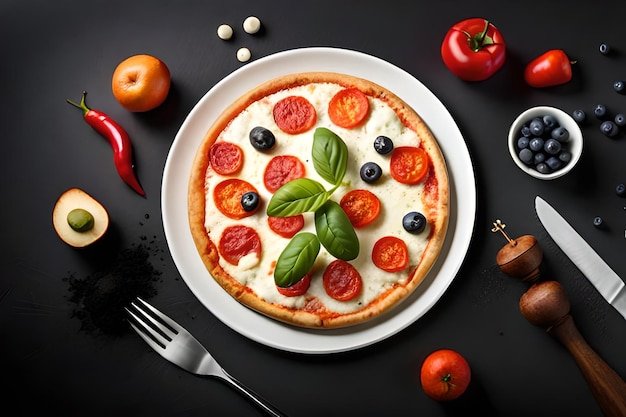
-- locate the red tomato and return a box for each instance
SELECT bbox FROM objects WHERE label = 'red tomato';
[524,49,573,88]
[328,88,370,128]
[323,260,362,301]
[420,349,471,401]
[276,273,311,297]
[273,96,317,134]
[390,146,430,185]
[441,18,506,81]
[263,155,306,193]
[209,141,243,175]
[339,189,381,228]
[372,236,408,272]
[213,178,258,219]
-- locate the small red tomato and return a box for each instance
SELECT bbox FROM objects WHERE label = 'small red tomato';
[420,349,471,401]
[524,49,573,88]
[441,18,506,81]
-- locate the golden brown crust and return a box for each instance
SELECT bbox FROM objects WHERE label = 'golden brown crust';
[188,72,449,329]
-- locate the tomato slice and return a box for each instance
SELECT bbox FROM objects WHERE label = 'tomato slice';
[209,141,243,175]
[273,96,317,134]
[276,273,311,297]
[328,88,369,128]
[213,178,258,219]
[263,155,306,193]
[322,260,362,301]
[339,189,381,228]
[389,146,430,185]
[218,225,262,266]
[372,236,409,272]
[268,214,305,238]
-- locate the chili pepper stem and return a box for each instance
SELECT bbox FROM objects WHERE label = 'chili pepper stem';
[66,91,90,115]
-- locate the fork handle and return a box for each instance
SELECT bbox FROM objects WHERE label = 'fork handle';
[216,368,288,417]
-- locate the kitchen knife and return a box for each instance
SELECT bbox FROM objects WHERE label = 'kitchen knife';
[535,196,626,321]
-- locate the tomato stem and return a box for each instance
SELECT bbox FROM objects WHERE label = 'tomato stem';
[478,20,490,44]
[464,19,495,52]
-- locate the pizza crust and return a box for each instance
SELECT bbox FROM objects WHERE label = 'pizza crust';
[188,72,449,329]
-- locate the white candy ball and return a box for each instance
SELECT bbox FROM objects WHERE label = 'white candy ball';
[217,24,233,40]
[243,16,261,34]
[237,47,251,62]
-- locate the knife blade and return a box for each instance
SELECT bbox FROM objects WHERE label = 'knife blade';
[535,196,626,321]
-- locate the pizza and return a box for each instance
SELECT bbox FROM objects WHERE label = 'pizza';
[188,72,449,328]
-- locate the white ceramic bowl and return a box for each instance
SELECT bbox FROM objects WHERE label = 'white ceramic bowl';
[508,106,583,180]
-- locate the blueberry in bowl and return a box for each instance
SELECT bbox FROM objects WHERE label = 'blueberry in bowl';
[508,106,583,180]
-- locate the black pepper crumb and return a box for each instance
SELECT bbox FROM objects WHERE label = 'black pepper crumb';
[64,244,162,337]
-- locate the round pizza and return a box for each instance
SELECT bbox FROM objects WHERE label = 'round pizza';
[188,72,449,329]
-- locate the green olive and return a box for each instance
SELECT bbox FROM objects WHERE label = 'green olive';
[67,208,95,232]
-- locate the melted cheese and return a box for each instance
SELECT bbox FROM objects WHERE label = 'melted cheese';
[204,83,430,313]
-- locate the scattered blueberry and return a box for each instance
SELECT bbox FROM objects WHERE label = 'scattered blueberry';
[594,104,608,119]
[249,126,276,151]
[599,43,610,55]
[616,183,626,197]
[572,109,586,124]
[402,211,427,233]
[373,135,394,154]
[600,120,619,137]
[241,191,260,211]
[614,80,625,94]
[615,114,626,127]
[360,162,382,183]
[593,216,604,228]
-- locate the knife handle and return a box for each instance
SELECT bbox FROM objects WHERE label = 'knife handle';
[548,314,626,417]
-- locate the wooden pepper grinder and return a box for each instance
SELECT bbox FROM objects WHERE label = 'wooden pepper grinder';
[520,281,626,417]
[492,220,626,417]
[492,219,543,283]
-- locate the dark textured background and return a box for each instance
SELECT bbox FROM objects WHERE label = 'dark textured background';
[2,1,626,415]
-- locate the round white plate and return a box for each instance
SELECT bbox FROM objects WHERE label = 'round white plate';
[162,47,476,354]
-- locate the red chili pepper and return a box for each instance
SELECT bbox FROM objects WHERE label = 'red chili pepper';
[67,91,146,196]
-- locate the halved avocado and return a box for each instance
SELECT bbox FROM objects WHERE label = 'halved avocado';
[52,188,109,247]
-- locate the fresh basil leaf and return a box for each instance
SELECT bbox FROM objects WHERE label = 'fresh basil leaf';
[266,178,329,217]
[274,232,321,287]
[312,127,348,186]
[314,200,359,261]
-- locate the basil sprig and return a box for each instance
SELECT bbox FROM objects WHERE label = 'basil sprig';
[271,127,360,288]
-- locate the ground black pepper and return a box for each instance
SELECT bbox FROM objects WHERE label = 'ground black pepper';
[64,216,165,337]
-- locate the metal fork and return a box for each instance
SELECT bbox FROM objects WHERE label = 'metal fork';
[126,297,287,417]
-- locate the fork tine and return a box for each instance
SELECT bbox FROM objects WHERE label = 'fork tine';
[135,297,182,334]
[126,314,169,352]
[129,297,178,341]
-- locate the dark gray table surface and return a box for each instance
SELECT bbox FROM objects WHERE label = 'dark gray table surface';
[2,1,626,415]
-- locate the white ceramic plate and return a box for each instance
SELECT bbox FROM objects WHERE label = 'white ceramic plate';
[162,47,476,354]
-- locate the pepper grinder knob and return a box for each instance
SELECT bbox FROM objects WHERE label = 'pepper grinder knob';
[492,219,543,283]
